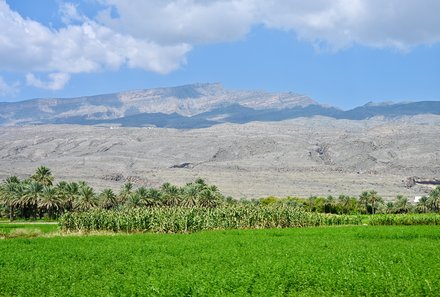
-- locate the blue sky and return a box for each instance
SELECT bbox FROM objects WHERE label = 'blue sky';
[0,1,439,109]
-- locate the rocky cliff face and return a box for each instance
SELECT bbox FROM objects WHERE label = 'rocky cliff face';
[1,83,439,128]
[0,83,315,126]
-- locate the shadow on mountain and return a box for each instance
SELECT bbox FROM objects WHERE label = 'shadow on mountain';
[342,101,440,120]
[52,112,216,129]
[31,101,440,129]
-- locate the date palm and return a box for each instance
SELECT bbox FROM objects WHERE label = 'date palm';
[74,185,98,211]
[133,187,155,207]
[118,182,133,205]
[368,190,383,214]
[182,185,199,208]
[22,181,44,219]
[417,196,429,213]
[337,195,352,214]
[359,191,370,214]
[428,186,440,212]
[125,192,143,208]
[161,183,181,206]
[99,189,117,210]
[147,188,162,206]
[198,188,219,208]
[38,186,62,218]
[395,195,409,213]
[62,182,79,212]
[31,166,54,186]
[385,202,395,214]
[0,177,21,220]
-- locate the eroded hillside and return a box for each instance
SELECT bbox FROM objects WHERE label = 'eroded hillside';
[1,115,439,199]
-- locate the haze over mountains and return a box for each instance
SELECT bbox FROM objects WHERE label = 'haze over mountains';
[1,83,439,128]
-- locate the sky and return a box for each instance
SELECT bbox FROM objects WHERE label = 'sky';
[0,0,439,109]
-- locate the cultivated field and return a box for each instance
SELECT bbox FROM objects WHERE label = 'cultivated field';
[1,225,439,296]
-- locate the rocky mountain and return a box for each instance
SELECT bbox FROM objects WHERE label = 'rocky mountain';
[0,83,314,127]
[0,83,439,128]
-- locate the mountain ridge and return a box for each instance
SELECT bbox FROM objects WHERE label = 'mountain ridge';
[1,83,439,128]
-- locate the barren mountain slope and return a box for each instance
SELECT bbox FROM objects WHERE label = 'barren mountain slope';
[0,83,315,126]
[0,115,439,199]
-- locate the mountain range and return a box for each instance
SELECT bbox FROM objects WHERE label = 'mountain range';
[1,83,439,128]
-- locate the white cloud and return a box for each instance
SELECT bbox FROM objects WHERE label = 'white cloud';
[26,73,71,91]
[59,2,87,25]
[100,0,440,50]
[0,1,190,90]
[0,76,19,96]
[97,0,255,45]
[1,0,440,91]
[254,0,440,50]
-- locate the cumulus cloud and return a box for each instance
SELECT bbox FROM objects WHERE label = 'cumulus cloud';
[26,73,71,91]
[59,2,87,25]
[0,76,19,96]
[99,0,440,50]
[0,1,190,90]
[255,0,440,50]
[1,0,440,91]
[97,0,255,45]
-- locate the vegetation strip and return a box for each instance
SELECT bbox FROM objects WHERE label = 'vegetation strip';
[59,207,363,233]
[2,166,440,223]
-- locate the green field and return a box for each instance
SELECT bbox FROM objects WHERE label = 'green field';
[0,222,59,238]
[1,226,440,296]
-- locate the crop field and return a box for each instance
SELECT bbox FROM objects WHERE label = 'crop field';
[0,222,58,238]
[1,225,440,296]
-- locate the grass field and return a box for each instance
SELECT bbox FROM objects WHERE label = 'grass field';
[1,226,440,296]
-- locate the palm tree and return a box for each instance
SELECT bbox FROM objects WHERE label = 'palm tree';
[147,188,162,206]
[99,189,117,210]
[131,187,154,207]
[161,183,181,206]
[359,191,370,214]
[368,191,383,215]
[182,185,199,208]
[195,178,207,188]
[324,195,335,213]
[337,195,351,214]
[0,177,21,221]
[125,193,143,208]
[395,195,409,213]
[385,202,395,214]
[38,186,62,219]
[62,182,79,212]
[417,196,429,213]
[118,182,133,205]
[198,188,220,208]
[31,166,54,186]
[22,181,44,219]
[74,185,98,211]
[428,186,440,212]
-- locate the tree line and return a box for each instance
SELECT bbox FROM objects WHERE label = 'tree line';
[1,166,439,220]
[258,189,440,215]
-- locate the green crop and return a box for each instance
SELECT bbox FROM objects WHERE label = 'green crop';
[1,226,440,296]
[59,205,363,233]
[367,213,440,225]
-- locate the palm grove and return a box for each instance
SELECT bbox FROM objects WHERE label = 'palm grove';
[1,166,440,220]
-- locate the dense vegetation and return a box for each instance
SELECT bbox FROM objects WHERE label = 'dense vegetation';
[1,226,439,296]
[1,166,440,222]
[60,207,363,233]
